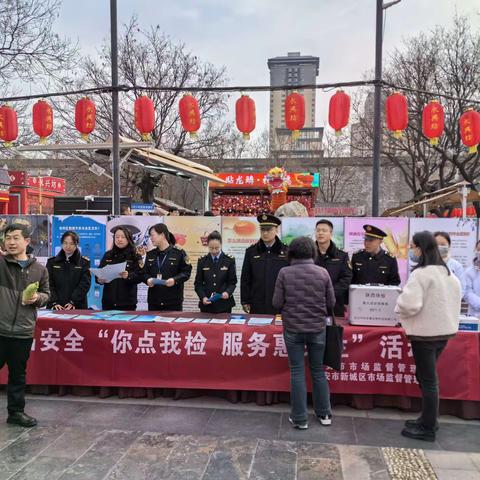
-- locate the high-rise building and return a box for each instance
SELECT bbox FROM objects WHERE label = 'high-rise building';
[267,52,320,152]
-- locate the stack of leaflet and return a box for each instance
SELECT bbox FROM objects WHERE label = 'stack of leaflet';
[459,315,479,332]
[229,314,246,325]
[247,317,274,326]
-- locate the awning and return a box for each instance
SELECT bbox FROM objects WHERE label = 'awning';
[382,181,480,216]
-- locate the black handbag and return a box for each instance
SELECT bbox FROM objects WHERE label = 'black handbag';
[324,315,344,371]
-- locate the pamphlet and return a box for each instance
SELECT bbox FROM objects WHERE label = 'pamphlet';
[154,316,175,323]
[131,315,158,322]
[210,318,228,324]
[90,262,127,283]
[104,314,138,321]
[192,318,211,324]
[174,317,194,323]
[248,317,274,326]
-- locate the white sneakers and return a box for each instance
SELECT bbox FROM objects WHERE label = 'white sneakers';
[318,414,332,426]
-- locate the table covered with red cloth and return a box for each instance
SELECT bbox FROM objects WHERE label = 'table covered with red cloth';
[1,313,479,406]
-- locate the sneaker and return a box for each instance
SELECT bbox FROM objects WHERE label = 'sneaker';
[288,416,308,430]
[404,418,439,432]
[318,414,332,426]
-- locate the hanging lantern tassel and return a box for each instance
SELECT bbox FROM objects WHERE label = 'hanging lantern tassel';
[429,137,439,146]
[469,145,478,154]
[291,129,300,141]
[393,130,403,139]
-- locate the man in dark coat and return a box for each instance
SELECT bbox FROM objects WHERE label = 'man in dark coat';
[351,224,401,286]
[241,214,288,314]
[314,219,352,317]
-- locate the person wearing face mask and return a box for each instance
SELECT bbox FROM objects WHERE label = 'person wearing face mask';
[96,226,143,311]
[195,231,237,313]
[241,214,288,314]
[464,240,480,317]
[395,231,461,442]
[434,232,465,297]
[47,231,91,310]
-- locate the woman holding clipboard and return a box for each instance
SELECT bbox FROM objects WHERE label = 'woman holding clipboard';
[194,231,237,313]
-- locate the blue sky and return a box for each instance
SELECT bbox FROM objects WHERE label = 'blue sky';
[53,0,480,135]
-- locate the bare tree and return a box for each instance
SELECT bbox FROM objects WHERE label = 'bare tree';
[52,17,231,206]
[0,0,77,88]
[318,130,357,203]
[352,15,480,206]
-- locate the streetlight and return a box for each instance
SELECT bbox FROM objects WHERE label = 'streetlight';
[371,0,402,217]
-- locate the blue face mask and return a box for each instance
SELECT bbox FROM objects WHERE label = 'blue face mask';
[409,249,420,263]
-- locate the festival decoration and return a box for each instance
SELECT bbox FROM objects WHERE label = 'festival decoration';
[134,95,155,140]
[328,90,350,135]
[0,105,18,147]
[285,92,305,140]
[265,167,289,212]
[75,97,96,141]
[422,100,444,146]
[179,94,201,137]
[235,95,256,140]
[33,100,53,144]
[459,109,480,154]
[385,92,408,139]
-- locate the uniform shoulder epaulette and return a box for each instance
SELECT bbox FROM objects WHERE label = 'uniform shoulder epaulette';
[353,249,364,255]
[386,251,396,258]
[226,253,234,258]
[174,244,184,251]
[82,255,89,260]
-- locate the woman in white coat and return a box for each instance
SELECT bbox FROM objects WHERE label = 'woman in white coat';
[395,231,461,442]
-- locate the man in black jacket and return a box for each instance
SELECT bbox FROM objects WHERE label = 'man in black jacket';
[314,219,352,317]
[241,214,288,314]
[0,224,49,427]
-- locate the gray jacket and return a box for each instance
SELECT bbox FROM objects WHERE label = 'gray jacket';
[272,258,335,333]
[0,255,50,339]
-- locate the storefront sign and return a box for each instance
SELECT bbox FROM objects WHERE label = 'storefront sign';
[210,172,319,189]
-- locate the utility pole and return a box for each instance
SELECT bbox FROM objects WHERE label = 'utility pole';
[110,0,120,215]
[372,0,401,216]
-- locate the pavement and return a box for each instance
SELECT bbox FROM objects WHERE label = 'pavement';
[0,394,478,479]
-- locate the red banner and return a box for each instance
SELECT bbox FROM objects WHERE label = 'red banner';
[1,316,479,400]
[209,173,319,189]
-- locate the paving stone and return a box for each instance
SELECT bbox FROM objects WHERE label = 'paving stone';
[297,456,343,480]
[469,453,480,471]
[0,424,29,452]
[382,447,437,480]
[425,450,478,471]
[435,469,480,480]
[20,399,83,425]
[338,445,389,480]
[249,439,297,480]
[8,456,72,480]
[435,423,480,453]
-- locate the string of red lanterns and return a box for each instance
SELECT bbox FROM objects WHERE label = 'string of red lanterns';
[1,92,479,153]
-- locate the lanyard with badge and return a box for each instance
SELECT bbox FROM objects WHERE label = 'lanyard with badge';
[156,252,168,279]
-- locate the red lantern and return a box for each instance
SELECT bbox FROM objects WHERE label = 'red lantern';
[179,94,201,138]
[328,90,350,135]
[422,100,444,146]
[0,105,18,147]
[459,109,480,154]
[134,96,155,140]
[385,92,408,138]
[75,97,96,141]
[285,92,305,140]
[33,100,53,144]
[235,95,256,140]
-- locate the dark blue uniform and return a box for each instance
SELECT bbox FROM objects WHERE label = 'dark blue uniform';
[351,248,400,285]
[194,252,237,313]
[141,245,192,311]
[241,237,288,314]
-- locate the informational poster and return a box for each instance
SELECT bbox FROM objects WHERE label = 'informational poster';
[221,217,260,312]
[164,216,222,311]
[344,217,409,285]
[409,218,478,269]
[106,216,163,311]
[51,215,107,310]
[281,217,344,248]
[0,215,50,264]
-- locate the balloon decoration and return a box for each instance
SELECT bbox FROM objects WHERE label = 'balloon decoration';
[265,167,289,212]
[459,109,480,154]
[33,100,53,144]
[0,105,18,147]
[285,92,305,140]
[75,97,96,141]
[179,94,201,138]
[328,90,350,135]
[422,100,444,146]
[235,95,256,140]
[134,95,155,140]
[385,92,408,138]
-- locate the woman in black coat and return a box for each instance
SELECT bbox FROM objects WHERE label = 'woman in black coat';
[194,231,237,313]
[96,226,142,311]
[46,230,91,310]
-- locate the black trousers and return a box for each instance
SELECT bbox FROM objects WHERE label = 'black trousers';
[0,336,34,414]
[411,339,448,431]
[148,304,183,312]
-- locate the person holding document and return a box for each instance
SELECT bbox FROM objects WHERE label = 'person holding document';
[195,231,237,313]
[96,226,143,311]
[141,223,192,311]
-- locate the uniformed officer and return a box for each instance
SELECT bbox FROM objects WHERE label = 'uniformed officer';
[315,219,352,317]
[241,214,289,314]
[142,223,192,311]
[194,231,237,313]
[46,230,91,310]
[351,224,401,285]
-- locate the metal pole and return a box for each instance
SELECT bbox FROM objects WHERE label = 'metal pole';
[372,0,383,217]
[110,0,121,215]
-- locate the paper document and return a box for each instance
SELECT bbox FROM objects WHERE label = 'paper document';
[248,317,274,326]
[90,262,127,283]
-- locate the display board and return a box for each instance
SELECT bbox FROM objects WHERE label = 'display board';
[281,217,344,248]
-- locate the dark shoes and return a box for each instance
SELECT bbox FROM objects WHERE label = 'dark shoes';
[404,418,439,432]
[401,423,436,442]
[7,412,37,428]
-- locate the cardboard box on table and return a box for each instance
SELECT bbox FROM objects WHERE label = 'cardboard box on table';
[458,315,479,332]
[349,285,401,327]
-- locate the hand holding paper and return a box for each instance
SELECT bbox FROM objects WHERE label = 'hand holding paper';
[90,262,127,283]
